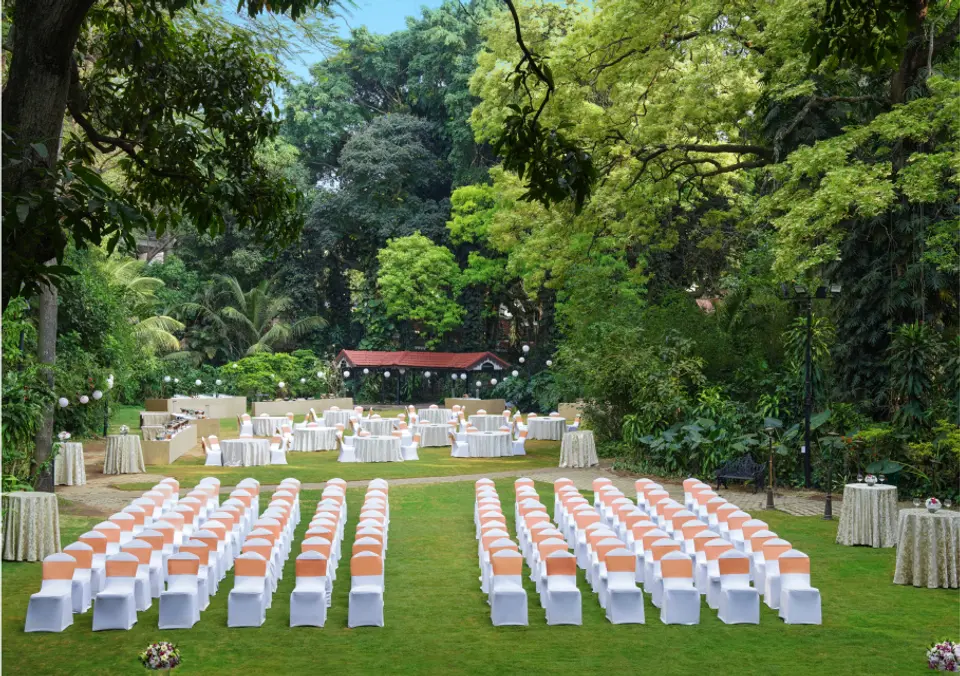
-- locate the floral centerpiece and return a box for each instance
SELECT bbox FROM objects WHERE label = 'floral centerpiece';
[57,431,71,441]
[926,497,942,514]
[927,640,959,671]
[139,642,181,672]
[864,474,877,486]
[119,425,130,436]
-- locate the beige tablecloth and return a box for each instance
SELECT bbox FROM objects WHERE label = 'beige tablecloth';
[418,408,452,424]
[220,439,270,466]
[360,419,396,437]
[141,425,167,441]
[54,442,86,486]
[528,417,566,441]
[413,423,449,448]
[322,410,353,428]
[103,435,145,475]
[292,427,337,452]
[140,411,173,427]
[559,431,598,468]
[252,416,288,437]
[836,483,898,547]
[2,492,61,561]
[469,414,507,432]
[466,432,512,458]
[894,509,960,588]
[355,436,403,463]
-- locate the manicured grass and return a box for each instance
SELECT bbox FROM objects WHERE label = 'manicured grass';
[2,481,954,675]
[113,441,563,488]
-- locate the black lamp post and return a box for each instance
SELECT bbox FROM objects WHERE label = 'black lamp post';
[781,281,841,488]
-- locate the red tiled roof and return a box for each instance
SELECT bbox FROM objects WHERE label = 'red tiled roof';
[336,350,510,370]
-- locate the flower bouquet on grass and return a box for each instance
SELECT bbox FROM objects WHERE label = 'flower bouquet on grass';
[927,640,959,671]
[139,642,181,672]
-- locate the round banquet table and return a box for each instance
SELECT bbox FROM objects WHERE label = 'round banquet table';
[322,409,354,428]
[469,414,508,432]
[141,425,167,441]
[413,423,449,448]
[140,412,172,426]
[836,483,898,547]
[528,417,566,441]
[292,426,337,452]
[354,436,403,463]
[220,438,271,466]
[54,442,86,486]
[2,492,61,561]
[418,408,452,425]
[559,431,599,468]
[103,435,145,475]
[893,509,960,588]
[360,419,396,437]
[252,416,288,437]
[466,431,512,458]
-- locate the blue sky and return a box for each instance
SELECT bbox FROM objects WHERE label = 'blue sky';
[286,0,444,80]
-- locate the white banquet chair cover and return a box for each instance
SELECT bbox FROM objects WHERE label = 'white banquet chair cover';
[92,553,139,631]
[228,552,269,627]
[348,551,384,628]
[717,549,759,625]
[159,553,201,629]
[25,554,77,633]
[290,551,328,627]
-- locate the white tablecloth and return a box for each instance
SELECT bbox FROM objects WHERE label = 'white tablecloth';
[322,410,353,428]
[559,431,598,468]
[54,442,86,486]
[836,483,898,547]
[141,425,167,441]
[466,432,512,458]
[469,414,508,432]
[292,427,337,452]
[103,435,145,474]
[361,419,396,437]
[418,408,452,424]
[220,439,271,466]
[894,509,960,588]
[413,424,449,448]
[528,417,566,441]
[140,412,172,426]
[2,492,61,561]
[252,416,288,437]
[354,436,403,463]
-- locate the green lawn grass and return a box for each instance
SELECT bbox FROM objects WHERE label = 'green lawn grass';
[2,481,954,675]
[113,441,562,488]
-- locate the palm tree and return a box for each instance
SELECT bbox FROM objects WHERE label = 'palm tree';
[179,274,325,360]
[98,254,184,355]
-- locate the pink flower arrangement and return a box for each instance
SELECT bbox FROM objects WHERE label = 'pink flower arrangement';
[138,642,181,671]
[927,640,960,671]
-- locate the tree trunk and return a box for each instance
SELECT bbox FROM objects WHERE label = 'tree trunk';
[1,0,95,310]
[33,267,59,493]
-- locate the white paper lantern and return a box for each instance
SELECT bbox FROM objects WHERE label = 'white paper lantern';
[174,378,179,384]
[317,371,324,379]
[460,373,467,380]
[58,397,69,408]
[232,363,239,368]
[215,379,222,386]
[79,395,89,404]
[424,371,431,378]
[546,360,553,367]
[490,378,498,386]
[519,357,525,364]
[92,390,103,400]
[451,374,457,381]
[522,344,530,353]
[363,368,370,375]
[300,378,306,383]
[163,375,171,383]
[475,380,482,388]
[384,371,391,378]
[195,379,202,386]
[278,381,285,388]
[343,371,351,378]
[512,370,519,378]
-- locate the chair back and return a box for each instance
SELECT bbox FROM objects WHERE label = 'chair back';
[660,551,694,579]
[718,549,751,576]
[491,549,523,576]
[63,542,94,569]
[43,552,78,580]
[296,551,328,578]
[167,553,200,576]
[105,553,139,578]
[234,552,268,578]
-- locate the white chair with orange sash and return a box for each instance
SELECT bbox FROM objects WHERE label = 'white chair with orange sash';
[604,548,645,624]
[228,552,269,627]
[717,549,760,624]
[544,550,581,625]
[778,550,822,624]
[92,552,140,631]
[490,549,528,626]
[25,554,77,632]
[659,551,700,625]
[63,541,94,613]
[159,553,201,629]
[348,551,384,628]
[290,551,328,627]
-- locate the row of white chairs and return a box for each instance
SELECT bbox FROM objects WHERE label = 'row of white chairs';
[348,480,390,627]
[474,481,530,626]
[227,479,303,627]
[289,479,350,627]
